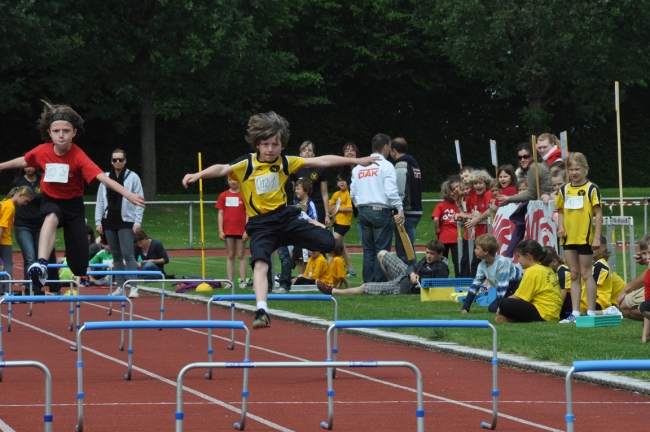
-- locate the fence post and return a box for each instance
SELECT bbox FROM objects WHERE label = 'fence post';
[189,202,193,249]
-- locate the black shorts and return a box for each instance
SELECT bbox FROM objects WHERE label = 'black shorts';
[333,223,350,236]
[40,195,85,227]
[246,206,335,269]
[563,244,593,255]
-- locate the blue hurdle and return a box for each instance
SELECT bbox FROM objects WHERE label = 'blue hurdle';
[119,276,234,324]
[0,295,133,381]
[175,360,424,432]
[565,360,650,432]
[75,319,250,432]
[326,320,499,430]
[0,360,52,432]
[205,294,338,379]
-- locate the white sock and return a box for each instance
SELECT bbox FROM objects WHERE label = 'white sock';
[572,311,581,317]
[257,301,268,313]
[586,310,596,316]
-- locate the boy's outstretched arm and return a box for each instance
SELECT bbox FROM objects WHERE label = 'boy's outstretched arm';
[182,164,233,188]
[303,155,380,168]
[0,156,28,172]
[96,173,145,207]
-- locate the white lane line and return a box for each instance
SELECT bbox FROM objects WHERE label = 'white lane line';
[0,419,16,432]
[1,314,294,432]
[79,302,562,431]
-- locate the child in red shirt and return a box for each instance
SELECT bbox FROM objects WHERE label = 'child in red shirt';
[0,101,145,291]
[463,169,493,277]
[216,177,249,288]
[432,177,460,276]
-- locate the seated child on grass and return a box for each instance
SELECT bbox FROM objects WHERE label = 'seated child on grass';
[329,239,350,289]
[88,235,114,286]
[292,250,332,287]
[495,240,562,323]
[462,234,522,313]
[637,239,650,341]
[317,239,449,295]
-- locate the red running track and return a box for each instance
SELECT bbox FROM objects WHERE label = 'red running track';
[1,288,650,431]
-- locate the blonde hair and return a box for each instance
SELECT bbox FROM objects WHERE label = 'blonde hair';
[4,186,35,201]
[245,111,290,149]
[537,133,560,146]
[468,169,493,187]
[567,152,589,176]
[440,180,454,201]
[475,234,498,255]
[299,140,315,154]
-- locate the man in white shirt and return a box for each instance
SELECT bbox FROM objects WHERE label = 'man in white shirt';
[351,134,404,282]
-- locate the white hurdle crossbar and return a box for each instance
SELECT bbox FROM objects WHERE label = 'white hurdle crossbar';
[206,294,338,377]
[326,319,499,430]
[75,319,250,432]
[0,295,132,382]
[565,359,650,432]
[0,360,52,432]
[175,360,423,432]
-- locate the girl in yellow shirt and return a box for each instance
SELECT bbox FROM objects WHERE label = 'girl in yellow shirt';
[496,240,562,323]
[0,186,35,295]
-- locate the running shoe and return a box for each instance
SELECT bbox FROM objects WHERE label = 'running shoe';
[274,287,288,294]
[28,262,47,289]
[346,269,357,278]
[316,280,333,295]
[110,287,124,296]
[128,287,139,298]
[559,314,577,324]
[245,277,253,287]
[252,309,271,329]
[603,305,623,316]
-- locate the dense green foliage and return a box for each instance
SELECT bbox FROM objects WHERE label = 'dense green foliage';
[1,0,649,195]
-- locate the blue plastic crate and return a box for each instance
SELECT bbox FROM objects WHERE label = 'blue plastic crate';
[420,278,473,288]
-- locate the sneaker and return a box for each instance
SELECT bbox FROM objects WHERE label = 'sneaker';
[128,287,139,298]
[93,276,110,286]
[238,282,247,289]
[559,314,577,324]
[274,287,287,294]
[347,269,357,278]
[110,287,124,296]
[252,309,271,329]
[245,277,253,287]
[603,305,623,316]
[316,280,333,295]
[28,262,47,289]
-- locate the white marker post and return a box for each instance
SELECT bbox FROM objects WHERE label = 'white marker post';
[490,140,498,177]
[455,140,462,169]
[560,131,569,183]
[615,82,628,282]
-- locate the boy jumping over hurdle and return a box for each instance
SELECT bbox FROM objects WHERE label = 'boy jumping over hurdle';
[182,112,378,329]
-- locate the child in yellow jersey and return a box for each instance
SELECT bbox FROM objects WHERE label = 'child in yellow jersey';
[329,176,355,276]
[329,239,349,289]
[292,250,332,286]
[556,152,602,322]
[496,240,562,323]
[182,111,379,329]
[0,186,35,295]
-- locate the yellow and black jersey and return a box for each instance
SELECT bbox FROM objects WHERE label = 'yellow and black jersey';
[557,264,570,291]
[610,271,625,306]
[579,257,612,310]
[230,153,305,217]
[555,181,601,246]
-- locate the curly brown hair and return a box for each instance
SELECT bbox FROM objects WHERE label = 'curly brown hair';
[36,100,85,140]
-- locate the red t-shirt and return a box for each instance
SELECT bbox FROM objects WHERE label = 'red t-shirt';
[432,199,459,244]
[644,269,650,301]
[501,185,516,196]
[24,143,102,199]
[466,189,493,238]
[216,190,247,235]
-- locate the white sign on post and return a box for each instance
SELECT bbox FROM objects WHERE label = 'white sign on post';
[455,140,462,165]
[490,140,498,167]
[560,131,568,160]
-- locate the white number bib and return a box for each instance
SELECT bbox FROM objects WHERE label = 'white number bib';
[225,197,239,207]
[255,173,279,195]
[565,196,584,210]
[43,163,69,183]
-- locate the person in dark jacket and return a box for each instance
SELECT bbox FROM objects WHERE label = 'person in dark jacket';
[316,239,448,295]
[133,230,169,277]
[390,137,422,266]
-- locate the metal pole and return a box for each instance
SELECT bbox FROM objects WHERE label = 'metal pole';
[189,202,193,249]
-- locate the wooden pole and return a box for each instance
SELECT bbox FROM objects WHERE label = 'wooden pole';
[198,153,206,281]
[615,82,628,282]
[531,135,541,200]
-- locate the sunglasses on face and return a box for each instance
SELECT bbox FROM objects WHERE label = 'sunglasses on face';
[112,158,125,163]
[518,154,532,160]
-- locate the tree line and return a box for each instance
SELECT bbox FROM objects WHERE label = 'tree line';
[1,0,649,198]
